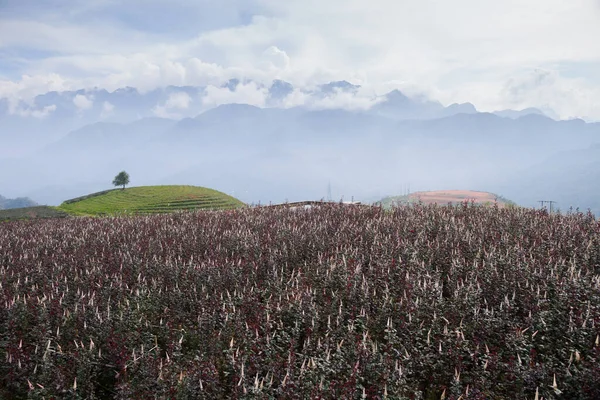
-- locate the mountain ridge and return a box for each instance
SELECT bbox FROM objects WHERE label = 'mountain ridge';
[0,194,38,210]
[2,82,599,214]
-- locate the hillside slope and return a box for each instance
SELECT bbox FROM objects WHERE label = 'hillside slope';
[58,185,245,216]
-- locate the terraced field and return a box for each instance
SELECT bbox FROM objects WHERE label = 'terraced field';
[58,185,245,216]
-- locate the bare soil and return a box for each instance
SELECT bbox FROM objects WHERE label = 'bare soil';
[408,190,508,206]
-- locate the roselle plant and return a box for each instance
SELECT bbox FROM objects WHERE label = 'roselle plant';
[0,203,599,399]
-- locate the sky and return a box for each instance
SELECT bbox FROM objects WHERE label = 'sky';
[1,0,600,119]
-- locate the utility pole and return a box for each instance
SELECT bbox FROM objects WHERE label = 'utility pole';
[327,181,332,202]
[538,200,556,213]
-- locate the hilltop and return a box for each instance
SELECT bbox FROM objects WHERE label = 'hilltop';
[378,190,515,208]
[57,185,245,216]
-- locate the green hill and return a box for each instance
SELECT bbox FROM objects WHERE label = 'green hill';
[58,185,245,216]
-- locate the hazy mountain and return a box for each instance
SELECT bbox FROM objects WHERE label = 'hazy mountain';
[2,82,597,211]
[493,107,547,119]
[0,194,37,209]
[440,102,478,117]
[499,142,600,214]
[2,102,597,208]
[318,80,361,95]
[369,90,479,120]
[268,80,294,104]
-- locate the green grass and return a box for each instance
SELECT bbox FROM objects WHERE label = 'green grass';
[58,185,246,216]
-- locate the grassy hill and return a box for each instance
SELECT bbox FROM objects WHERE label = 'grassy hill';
[58,185,245,216]
[378,190,516,208]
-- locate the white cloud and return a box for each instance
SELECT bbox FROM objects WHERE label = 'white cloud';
[30,104,57,118]
[278,86,382,111]
[0,73,71,104]
[102,101,114,113]
[262,46,290,70]
[500,69,600,121]
[202,81,268,107]
[7,100,57,118]
[152,105,180,119]
[280,89,310,108]
[185,58,228,86]
[310,91,381,111]
[100,101,114,118]
[165,92,192,109]
[152,91,194,119]
[1,0,600,118]
[73,94,94,110]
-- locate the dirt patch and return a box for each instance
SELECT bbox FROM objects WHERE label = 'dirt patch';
[408,190,509,206]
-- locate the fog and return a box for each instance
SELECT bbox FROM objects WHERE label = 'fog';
[2,87,600,214]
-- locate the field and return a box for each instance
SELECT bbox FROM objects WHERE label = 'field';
[1,204,599,399]
[0,206,69,221]
[58,185,245,216]
[379,191,515,208]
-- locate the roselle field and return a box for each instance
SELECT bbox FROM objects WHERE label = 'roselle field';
[1,204,600,399]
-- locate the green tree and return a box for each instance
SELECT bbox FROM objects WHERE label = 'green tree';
[112,171,130,190]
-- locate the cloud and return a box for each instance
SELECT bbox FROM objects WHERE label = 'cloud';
[202,81,268,107]
[1,0,600,118]
[102,101,114,113]
[152,91,194,119]
[100,101,114,118]
[310,90,381,111]
[0,73,71,103]
[7,98,57,118]
[73,94,94,110]
[501,69,600,121]
[165,92,192,109]
[262,46,290,70]
[152,105,179,119]
[29,104,57,118]
[278,86,381,110]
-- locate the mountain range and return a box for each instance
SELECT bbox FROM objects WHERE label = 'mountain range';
[1,80,598,214]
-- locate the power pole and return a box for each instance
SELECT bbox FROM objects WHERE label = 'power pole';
[327,181,332,202]
[538,200,556,213]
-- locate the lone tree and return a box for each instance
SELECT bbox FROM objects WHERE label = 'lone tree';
[112,171,130,190]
